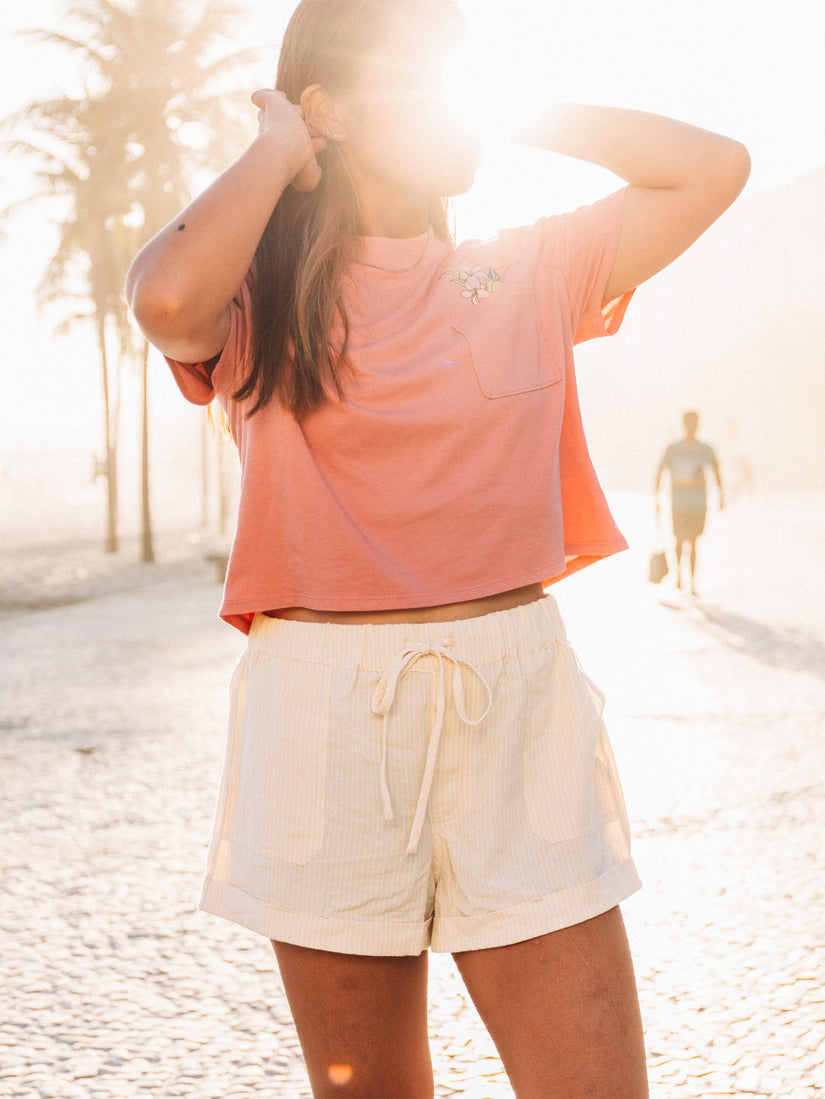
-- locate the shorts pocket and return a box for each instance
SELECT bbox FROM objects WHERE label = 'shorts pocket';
[453,290,563,398]
[229,653,329,865]
[523,639,606,844]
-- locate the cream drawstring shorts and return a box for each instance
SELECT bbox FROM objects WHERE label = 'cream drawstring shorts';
[199,595,641,956]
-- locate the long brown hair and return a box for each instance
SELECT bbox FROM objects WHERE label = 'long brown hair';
[233,0,456,418]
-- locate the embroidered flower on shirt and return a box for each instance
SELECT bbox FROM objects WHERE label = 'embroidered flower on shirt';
[446,264,503,304]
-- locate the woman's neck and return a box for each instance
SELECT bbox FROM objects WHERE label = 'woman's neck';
[352,174,430,238]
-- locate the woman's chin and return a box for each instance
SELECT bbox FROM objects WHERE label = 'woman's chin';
[441,169,479,200]
[434,146,484,199]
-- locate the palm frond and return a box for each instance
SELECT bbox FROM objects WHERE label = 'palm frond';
[9,0,253,335]
[17,28,107,68]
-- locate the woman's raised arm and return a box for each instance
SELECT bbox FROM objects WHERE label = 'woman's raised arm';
[518,104,751,302]
[125,90,325,365]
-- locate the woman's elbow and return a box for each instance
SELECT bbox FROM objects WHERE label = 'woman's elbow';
[124,247,160,321]
[125,255,204,347]
[126,271,183,345]
[713,138,751,207]
[126,271,230,363]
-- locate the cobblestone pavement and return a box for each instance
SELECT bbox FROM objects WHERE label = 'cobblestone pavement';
[1,496,824,1097]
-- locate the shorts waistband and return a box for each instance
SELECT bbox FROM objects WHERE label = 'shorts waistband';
[246,593,567,670]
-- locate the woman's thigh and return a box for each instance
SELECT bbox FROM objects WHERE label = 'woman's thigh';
[452,906,648,1099]
[271,940,433,1098]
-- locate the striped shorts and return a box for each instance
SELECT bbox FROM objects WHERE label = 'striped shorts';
[199,594,640,955]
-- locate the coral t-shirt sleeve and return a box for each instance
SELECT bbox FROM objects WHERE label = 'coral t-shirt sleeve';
[164,280,253,405]
[164,358,216,405]
[536,187,634,345]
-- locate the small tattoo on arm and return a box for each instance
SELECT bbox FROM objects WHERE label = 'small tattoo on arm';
[177,223,186,231]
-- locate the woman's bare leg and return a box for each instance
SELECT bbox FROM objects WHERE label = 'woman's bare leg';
[452,906,648,1099]
[272,941,433,1099]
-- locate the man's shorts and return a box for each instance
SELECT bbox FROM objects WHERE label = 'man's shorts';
[199,594,641,956]
[672,489,708,540]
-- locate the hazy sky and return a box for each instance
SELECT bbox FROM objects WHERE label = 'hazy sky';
[1,0,823,453]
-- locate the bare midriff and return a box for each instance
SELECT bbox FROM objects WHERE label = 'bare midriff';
[262,582,546,625]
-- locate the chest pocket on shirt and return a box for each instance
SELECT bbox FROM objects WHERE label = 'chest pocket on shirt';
[452,290,564,399]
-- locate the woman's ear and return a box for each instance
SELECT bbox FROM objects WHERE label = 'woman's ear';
[301,84,348,142]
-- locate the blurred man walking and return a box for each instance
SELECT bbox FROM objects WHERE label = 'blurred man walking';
[656,411,723,595]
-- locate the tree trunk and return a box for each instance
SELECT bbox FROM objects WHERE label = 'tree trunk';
[96,312,119,554]
[140,339,154,563]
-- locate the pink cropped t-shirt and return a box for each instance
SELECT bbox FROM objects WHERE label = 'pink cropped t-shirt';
[167,188,633,633]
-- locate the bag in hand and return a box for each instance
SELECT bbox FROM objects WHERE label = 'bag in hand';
[648,551,669,584]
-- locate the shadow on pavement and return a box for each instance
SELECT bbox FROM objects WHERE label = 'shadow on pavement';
[686,600,825,680]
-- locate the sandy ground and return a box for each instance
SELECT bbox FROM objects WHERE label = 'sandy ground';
[1,491,824,1097]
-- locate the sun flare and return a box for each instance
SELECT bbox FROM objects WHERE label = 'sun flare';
[438,2,591,239]
[442,12,549,156]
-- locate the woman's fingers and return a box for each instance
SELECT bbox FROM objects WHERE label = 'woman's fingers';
[250,88,325,192]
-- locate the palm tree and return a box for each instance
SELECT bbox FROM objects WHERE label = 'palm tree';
[2,0,255,559]
[2,91,134,551]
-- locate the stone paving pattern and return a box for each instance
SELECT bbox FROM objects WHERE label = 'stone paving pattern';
[1,495,824,1097]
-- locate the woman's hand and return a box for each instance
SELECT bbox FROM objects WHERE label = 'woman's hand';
[251,87,328,192]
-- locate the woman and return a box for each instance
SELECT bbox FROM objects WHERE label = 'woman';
[126,1,749,1095]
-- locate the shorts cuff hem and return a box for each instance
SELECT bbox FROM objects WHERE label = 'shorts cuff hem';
[199,878,431,956]
[430,859,642,953]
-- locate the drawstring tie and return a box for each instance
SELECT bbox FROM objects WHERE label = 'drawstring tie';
[371,638,492,855]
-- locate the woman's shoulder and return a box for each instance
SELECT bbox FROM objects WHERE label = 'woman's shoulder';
[452,220,540,263]
[447,222,547,295]
[452,189,626,271]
